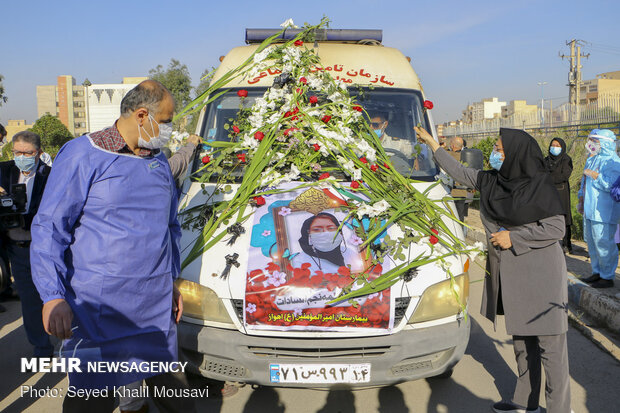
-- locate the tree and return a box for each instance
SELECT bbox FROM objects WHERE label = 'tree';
[185,67,216,134]
[0,74,7,106]
[30,114,73,158]
[150,59,192,131]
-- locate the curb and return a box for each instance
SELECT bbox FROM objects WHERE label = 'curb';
[465,226,620,336]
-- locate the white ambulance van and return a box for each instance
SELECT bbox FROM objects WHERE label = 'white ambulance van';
[175,28,471,387]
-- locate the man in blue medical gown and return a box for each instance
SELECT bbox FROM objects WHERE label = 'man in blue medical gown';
[30,80,197,413]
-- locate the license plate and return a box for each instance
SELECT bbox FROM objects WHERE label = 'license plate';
[269,363,371,384]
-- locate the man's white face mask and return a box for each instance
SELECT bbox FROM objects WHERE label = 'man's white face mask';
[138,114,173,150]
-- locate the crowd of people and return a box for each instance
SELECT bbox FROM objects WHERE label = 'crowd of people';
[0,78,618,413]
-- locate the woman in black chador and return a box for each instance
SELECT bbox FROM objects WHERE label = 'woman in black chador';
[545,137,573,253]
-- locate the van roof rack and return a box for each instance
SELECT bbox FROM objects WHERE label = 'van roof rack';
[245,29,382,45]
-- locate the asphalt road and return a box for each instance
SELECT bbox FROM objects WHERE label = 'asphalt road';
[1,259,618,413]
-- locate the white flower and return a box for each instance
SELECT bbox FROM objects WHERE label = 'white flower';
[253,47,272,64]
[278,207,292,216]
[356,199,391,219]
[268,271,287,287]
[246,303,257,314]
[352,168,363,181]
[280,18,298,29]
[262,230,272,237]
[307,75,324,89]
[467,241,486,260]
[284,164,300,181]
[241,134,260,149]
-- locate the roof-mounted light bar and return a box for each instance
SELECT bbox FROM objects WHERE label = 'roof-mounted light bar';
[245,29,382,45]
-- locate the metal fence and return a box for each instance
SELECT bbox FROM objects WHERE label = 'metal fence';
[442,93,620,144]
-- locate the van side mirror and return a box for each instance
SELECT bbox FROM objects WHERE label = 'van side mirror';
[460,148,484,170]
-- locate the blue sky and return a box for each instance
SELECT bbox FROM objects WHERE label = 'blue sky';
[1,0,619,125]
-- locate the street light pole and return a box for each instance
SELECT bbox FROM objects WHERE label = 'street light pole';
[538,81,548,128]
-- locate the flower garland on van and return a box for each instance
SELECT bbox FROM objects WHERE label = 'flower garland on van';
[175,18,483,305]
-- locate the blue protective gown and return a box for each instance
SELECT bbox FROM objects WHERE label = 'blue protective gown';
[30,135,181,388]
[578,130,620,280]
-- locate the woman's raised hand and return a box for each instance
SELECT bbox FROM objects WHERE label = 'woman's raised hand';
[414,127,440,152]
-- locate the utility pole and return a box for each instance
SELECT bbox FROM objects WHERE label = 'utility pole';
[560,39,589,123]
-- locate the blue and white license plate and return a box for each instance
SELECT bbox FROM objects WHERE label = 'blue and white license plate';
[269,363,371,384]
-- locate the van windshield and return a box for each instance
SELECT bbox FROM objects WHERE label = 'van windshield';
[192,87,438,182]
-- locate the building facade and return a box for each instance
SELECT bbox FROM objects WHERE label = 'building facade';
[580,72,620,105]
[36,76,147,136]
[501,100,538,118]
[3,119,33,142]
[462,97,506,123]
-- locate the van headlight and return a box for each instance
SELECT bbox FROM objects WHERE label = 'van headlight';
[408,273,469,324]
[175,279,235,325]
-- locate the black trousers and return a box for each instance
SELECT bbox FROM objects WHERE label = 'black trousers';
[62,372,197,413]
[562,224,572,251]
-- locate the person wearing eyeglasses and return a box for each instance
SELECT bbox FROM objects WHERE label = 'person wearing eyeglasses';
[0,130,53,356]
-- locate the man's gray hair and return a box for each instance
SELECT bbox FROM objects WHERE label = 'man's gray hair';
[120,80,173,117]
[13,130,42,151]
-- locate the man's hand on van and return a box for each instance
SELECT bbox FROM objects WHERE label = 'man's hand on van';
[187,134,202,147]
[414,127,440,152]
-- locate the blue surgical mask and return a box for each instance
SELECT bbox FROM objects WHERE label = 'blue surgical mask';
[550,147,562,156]
[14,155,37,172]
[489,150,504,171]
[373,129,383,138]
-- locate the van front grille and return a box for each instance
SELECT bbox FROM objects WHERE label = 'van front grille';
[245,345,391,359]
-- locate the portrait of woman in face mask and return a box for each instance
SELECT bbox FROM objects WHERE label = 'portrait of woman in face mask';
[294,212,347,274]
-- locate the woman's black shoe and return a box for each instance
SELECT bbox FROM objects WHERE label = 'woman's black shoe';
[591,279,614,288]
[581,274,600,283]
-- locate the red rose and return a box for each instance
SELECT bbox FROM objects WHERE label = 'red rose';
[236,153,246,163]
[384,162,390,169]
[359,157,368,164]
[284,127,298,136]
[312,143,321,152]
[353,105,363,112]
[299,77,307,85]
[253,196,266,206]
[294,40,303,46]
[296,88,302,94]
[284,111,293,118]
[232,125,240,134]
[370,164,379,172]
[309,96,318,105]
[322,115,331,123]
[291,116,299,121]
[319,172,330,180]
[292,107,299,115]
[254,131,264,141]
[424,100,434,110]
[201,155,211,164]
[350,181,360,189]
[237,89,248,98]
[430,228,439,245]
